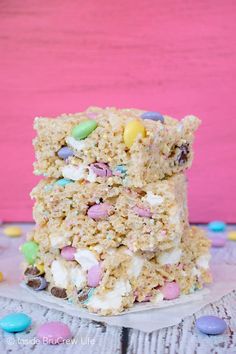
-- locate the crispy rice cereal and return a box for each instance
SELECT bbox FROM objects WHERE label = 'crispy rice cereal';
[23,227,211,316]
[33,107,200,187]
[30,174,188,252]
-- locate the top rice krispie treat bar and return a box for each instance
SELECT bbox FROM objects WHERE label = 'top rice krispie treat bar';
[33,107,200,187]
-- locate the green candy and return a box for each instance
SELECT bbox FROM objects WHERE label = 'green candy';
[71,120,97,140]
[20,241,39,265]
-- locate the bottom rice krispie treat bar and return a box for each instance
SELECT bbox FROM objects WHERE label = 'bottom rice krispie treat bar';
[21,226,211,316]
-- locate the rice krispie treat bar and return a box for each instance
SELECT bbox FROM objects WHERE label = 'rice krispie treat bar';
[30,174,188,253]
[33,107,200,187]
[22,227,211,316]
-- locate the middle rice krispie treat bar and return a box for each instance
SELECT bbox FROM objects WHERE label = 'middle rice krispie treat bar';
[22,227,211,316]
[33,107,200,187]
[30,174,188,253]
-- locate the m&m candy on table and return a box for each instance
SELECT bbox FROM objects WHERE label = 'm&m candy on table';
[37,321,72,345]
[3,225,22,237]
[228,231,236,241]
[0,313,31,333]
[210,237,226,248]
[0,272,3,282]
[196,315,227,335]
[208,221,226,232]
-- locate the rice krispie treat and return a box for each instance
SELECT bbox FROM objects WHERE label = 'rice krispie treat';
[21,227,211,316]
[33,107,200,187]
[30,174,188,252]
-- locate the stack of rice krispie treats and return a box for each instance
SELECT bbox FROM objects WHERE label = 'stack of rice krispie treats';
[21,107,211,315]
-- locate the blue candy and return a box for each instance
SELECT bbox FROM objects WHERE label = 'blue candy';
[114,165,127,176]
[208,221,226,232]
[141,111,164,123]
[196,315,227,335]
[55,178,73,187]
[57,146,74,160]
[0,313,32,333]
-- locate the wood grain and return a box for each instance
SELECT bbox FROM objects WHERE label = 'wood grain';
[0,0,236,222]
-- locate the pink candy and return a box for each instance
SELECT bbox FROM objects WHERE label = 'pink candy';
[87,263,102,287]
[37,321,72,345]
[160,281,180,300]
[210,237,226,248]
[87,203,112,220]
[90,162,112,177]
[133,205,152,218]
[61,246,76,261]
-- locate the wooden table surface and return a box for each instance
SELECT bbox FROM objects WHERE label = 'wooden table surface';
[0,224,236,354]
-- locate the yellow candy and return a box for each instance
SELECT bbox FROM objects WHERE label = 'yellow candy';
[123,120,146,148]
[3,226,22,237]
[0,272,3,282]
[228,231,236,241]
[35,263,45,274]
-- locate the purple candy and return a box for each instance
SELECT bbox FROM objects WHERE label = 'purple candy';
[87,203,112,220]
[196,315,227,335]
[90,162,112,177]
[133,205,152,218]
[61,246,76,261]
[87,263,102,287]
[141,111,164,123]
[26,276,47,291]
[210,237,226,248]
[37,321,72,345]
[57,146,74,160]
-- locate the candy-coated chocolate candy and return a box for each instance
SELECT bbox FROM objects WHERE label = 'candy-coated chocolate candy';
[35,263,45,274]
[90,162,112,177]
[123,120,146,148]
[3,225,22,237]
[208,221,226,232]
[26,276,48,291]
[113,165,127,177]
[210,237,226,248]
[71,120,97,140]
[0,272,3,282]
[51,287,68,299]
[61,246,76,261]
[160,281,180,300]
[87,263,102,287]
[228,231,236,241]
[196,315,227,335]
[20,241,39,265]
[78,287,95,304]
[141,111,164,122]
[24,264,44,277]
[133,205,152,218]
[37,321,72,345]
[57,146,74,160]
[0,313,31,333]
[55,178,73,187]
[87,203,112,220]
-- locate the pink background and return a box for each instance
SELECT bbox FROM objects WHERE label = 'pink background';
[0,0,236,222]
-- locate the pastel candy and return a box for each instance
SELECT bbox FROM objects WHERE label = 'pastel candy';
[37,321,72,345]
[26,276,47,291]
[87,203,112,220]
[208,221,226,232]
[57,146,74,159]
[55,178,73,187]
[141,111,164,123]
[196,315,227,335]
[20,241,39,265]
[71,120,97,140]
[3,225,22,237]
[113,165,127,176]
[228,231,236,241]
[210,237,226,248]
[0,272,3,282]
[160,281,180,300]
[123,120,146,148]
[90,162,112,177]
[87,263,102,287]
[133,205,152,218]
[61,246,76,261]
[0,313,31,333]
